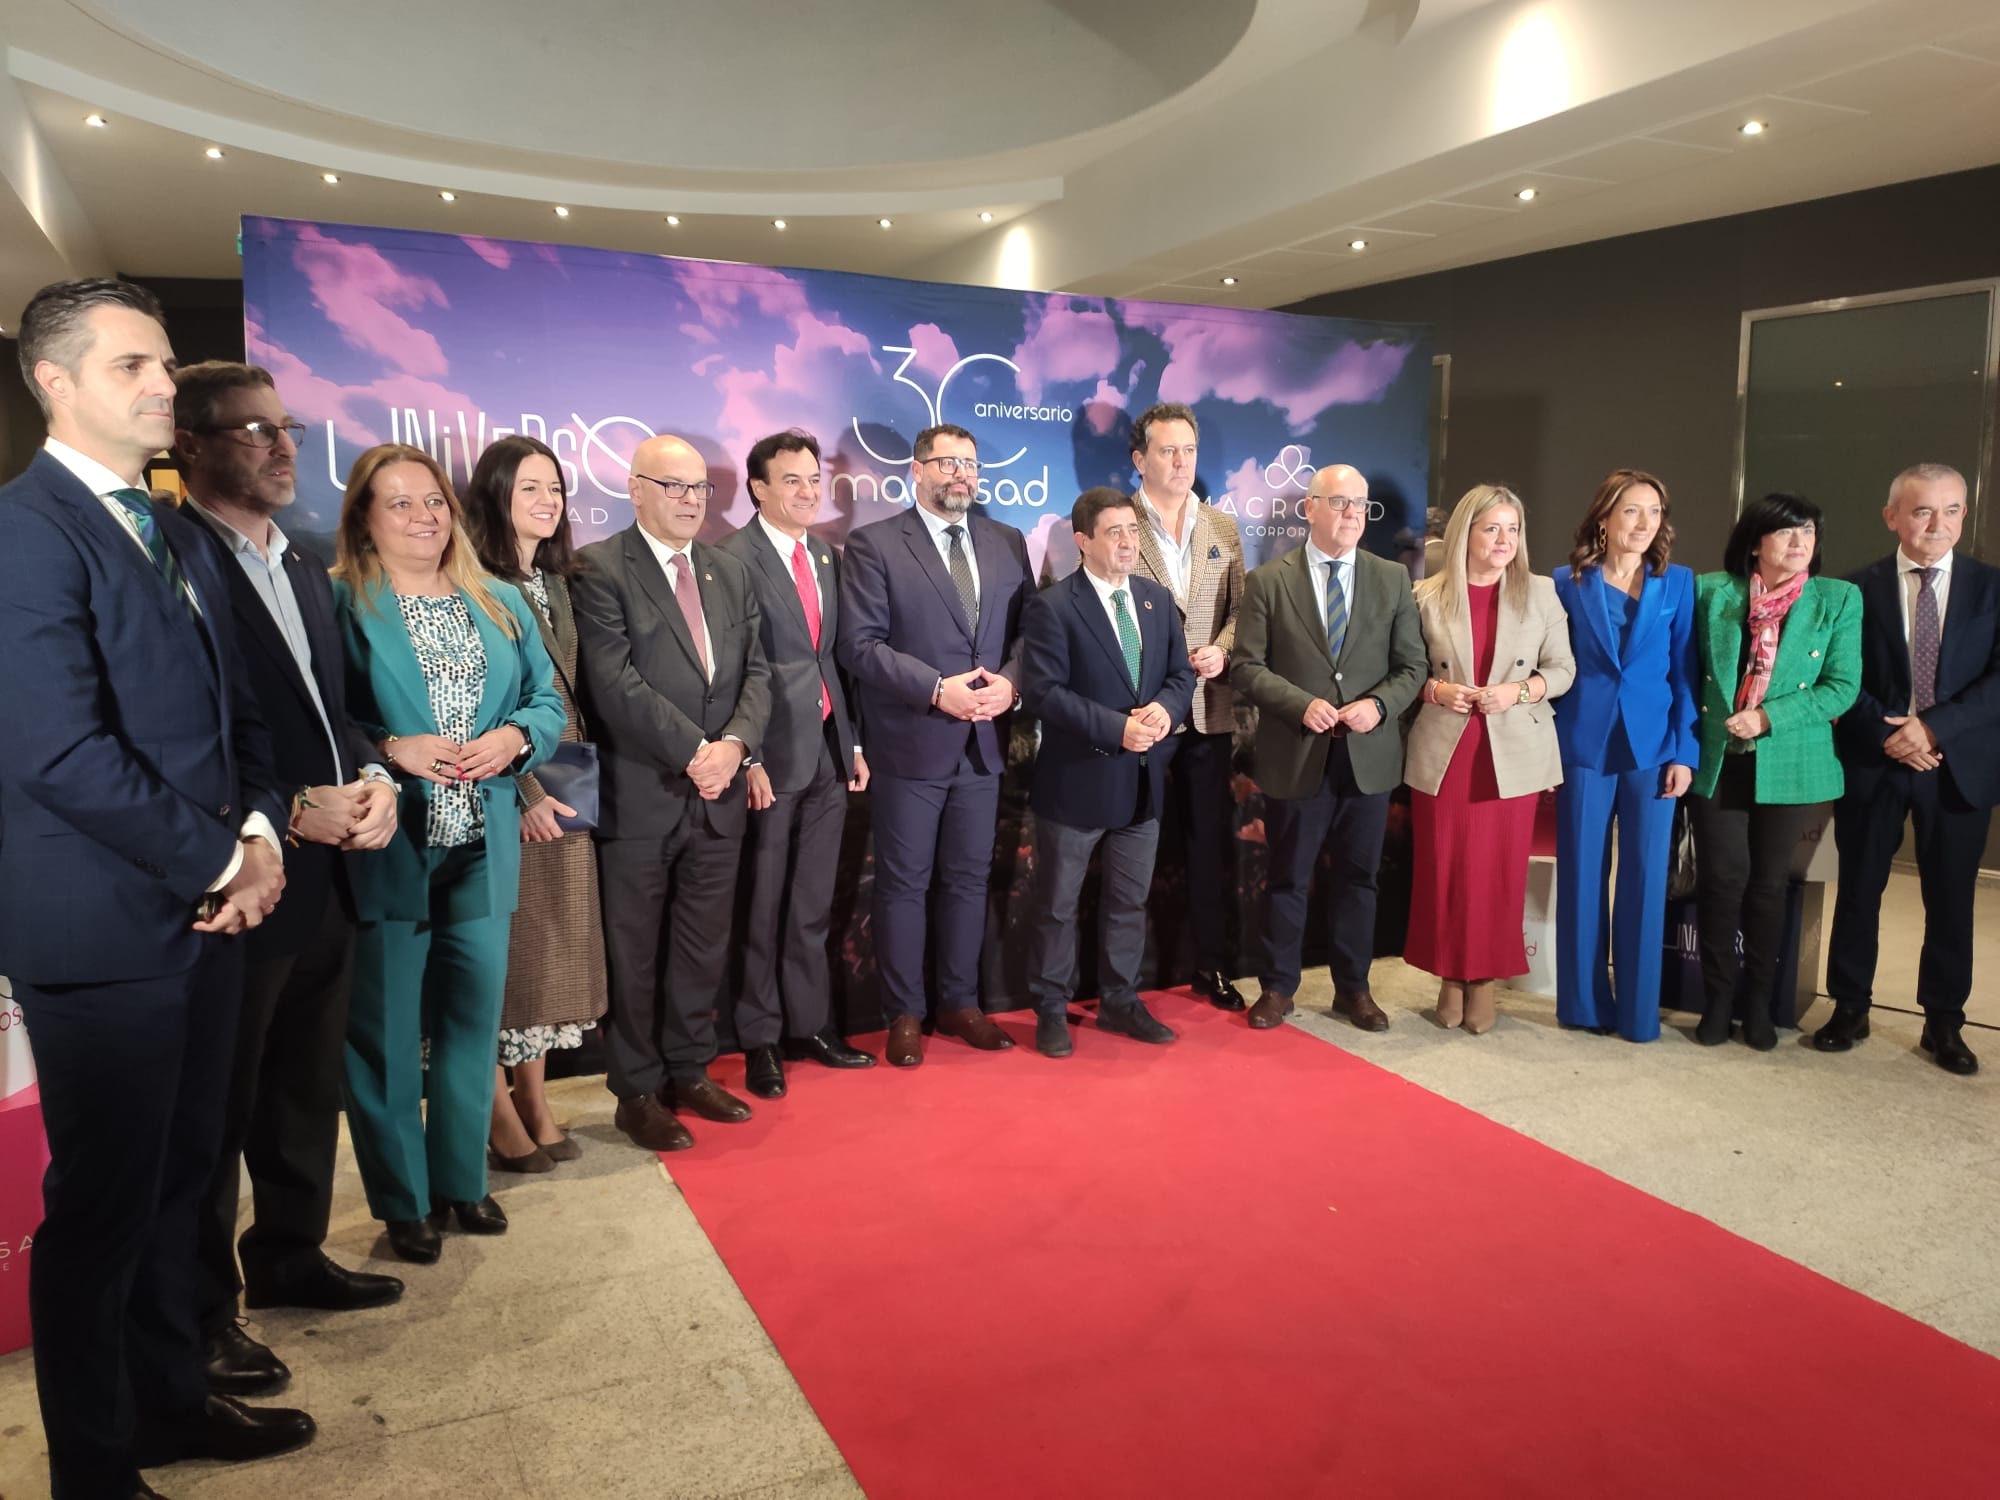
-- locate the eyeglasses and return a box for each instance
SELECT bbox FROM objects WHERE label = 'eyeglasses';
[918,455,980,476]
[635,473,716,501]
[1312,495,1380,517]
[200,420,307,448]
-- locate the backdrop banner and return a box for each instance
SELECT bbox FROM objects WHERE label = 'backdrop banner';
[243,217,1433,1026]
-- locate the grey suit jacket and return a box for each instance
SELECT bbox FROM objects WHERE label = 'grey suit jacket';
[1230,545,1426,798]
[572,525,771,838]
[716,519,859,794]
[1132,497,1244,735]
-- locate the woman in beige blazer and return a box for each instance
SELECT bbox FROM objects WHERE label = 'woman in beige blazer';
[1405,485,1575,1033]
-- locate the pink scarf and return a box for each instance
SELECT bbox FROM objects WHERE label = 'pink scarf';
[1734,569,1808,713]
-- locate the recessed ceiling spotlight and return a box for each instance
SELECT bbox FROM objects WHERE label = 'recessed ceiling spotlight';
[85,113,107,128]
[978,211,993,223]
[1349,239,1368,251]
[773,219,787,230]
[1834,379,1844,388]
[321,171,340,184]
[1219,276,1239,286]
[878,218,893,229]
[664,214,681,226]
[553,205,570,218]
[438,190,456,202]
[204,146,224,160]
[1739,119,1767,136]
[1515,186,1538,201]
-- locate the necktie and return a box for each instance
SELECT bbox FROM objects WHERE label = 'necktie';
[110,487,197,622]
[792,540,830,721]
[1112,588,1143,693]
[1912,566,1941,713]
[1324,558,1348,661]
[669,553,709,679]
[945,523,979,634]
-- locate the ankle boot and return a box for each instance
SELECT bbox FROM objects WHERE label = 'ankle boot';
[1695,992,1734,1046]
[1741,994,1778,1052]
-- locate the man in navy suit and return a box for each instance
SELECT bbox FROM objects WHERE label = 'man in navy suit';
[173,362,405,1402]
[0,280,314,1498]
[838,424,1035,1067]
[1019,489,1196,1057]
[1821,462,2000,1076]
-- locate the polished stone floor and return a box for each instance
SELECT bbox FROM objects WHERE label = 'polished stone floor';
[0,870,1991,1498]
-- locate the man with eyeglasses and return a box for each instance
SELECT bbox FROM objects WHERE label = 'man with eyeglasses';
[574,433,770,1150]
[715,429,874,1097]
[1231,463,1425,1033]
[840,423,1035,1067]
[173,361,404,1405]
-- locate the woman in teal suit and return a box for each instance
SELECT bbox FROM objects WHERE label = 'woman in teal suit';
[331,443,564,1263]
[1690,493,1859,1051]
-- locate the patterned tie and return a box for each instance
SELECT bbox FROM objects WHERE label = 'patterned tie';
[1324,558,1348,662]
[669,553,709,679]
[1112,588,1143,693]
[792,540,830,721]
[1912,566,1941,713]
[110,487,197,621]
[944,523,979,635]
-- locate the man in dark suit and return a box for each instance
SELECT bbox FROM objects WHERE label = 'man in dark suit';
[0,280,314,1499]
[1820,462,1999,1076]
[839,423,1035,1067]
[1230,463,1426,1032]
[173,362,405,1401]
[716,428,874,1097]
[574,433,771,1149]
[1020,488,1196,1057]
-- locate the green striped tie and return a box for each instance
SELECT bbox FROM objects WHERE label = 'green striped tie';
[110,488,197,621]
[1112,588,1142,693]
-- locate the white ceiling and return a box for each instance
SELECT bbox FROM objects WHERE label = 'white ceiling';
[3,0,1999,327]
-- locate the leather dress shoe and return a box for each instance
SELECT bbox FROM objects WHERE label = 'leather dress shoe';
[615,1093,694,1152]
[672,1076,754,1123]
[383,1218,441,1264]
[1190,970,1248,1011]
[1247,989,1294,1029]
[1812,1005,1871,1053]
[1921,1019,1980,1076]
[744,1044,787,1099]
[783,1029,876,1068]
[136,1395,315,1467]
[1096,1000,1176,1044]
[936,1007,1015,1050]
[430,1195,508,1235]
[204,1321,288,1398]
[244,1252,404,1313]
[1035,1010,1074,1057]
[1332,986,1391,1033]
[887,1016,924,1068]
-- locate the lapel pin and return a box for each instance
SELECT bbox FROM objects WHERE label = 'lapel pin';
[821,554,831,565]
[704,572,713,581]
[1143,599,1154,609]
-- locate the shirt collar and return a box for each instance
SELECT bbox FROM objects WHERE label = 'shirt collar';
[756,511,810,560]
[43,436,144,499]
[915,502,971,544]
[1080,565,1131,605]
[637,524,694,566]
[184,495,290,564]
[1897,548,1954,578]
[1306,539,1354,572]
[1136,487,1194,547]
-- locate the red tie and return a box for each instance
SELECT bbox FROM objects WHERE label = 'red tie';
[792,541,831,720]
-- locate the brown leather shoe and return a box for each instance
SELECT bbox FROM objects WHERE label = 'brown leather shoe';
[936,1007,1015,1051]
[1247,989,1294,1029]
[1332,986,1390,1032]
[671,1077,753,1123]
[614,1094,693,1152]
[886,1016,923,1068]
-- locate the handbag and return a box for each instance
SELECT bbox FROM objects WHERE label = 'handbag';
[533,741,599,832]
[1666,798,1697,901]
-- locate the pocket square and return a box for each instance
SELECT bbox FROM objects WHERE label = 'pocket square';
[1207,544,1222,559]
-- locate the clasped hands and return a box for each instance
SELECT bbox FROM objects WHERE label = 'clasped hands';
[1121,702,1175,752]
[1302,697,1383,735]
[936,670,1015,723]
[386,727,526,784]
[1882,713,1940,771]
[1431,680,1528,717]
[290,779,400,851]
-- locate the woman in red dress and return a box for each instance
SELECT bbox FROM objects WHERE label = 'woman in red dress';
[1404,485,1575,1033]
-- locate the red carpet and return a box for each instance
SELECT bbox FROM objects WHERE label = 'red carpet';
[666,998,2000,1499]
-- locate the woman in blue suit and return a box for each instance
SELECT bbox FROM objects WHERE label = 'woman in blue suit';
[1552,469,1699,1041]
[331,444,564,1264]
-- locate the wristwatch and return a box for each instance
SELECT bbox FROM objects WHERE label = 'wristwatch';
[1517,681,1533,705]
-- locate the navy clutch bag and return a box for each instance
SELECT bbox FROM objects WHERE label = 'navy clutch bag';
[534,741,599,832]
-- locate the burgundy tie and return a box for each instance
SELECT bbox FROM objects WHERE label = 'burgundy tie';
[1911,567,1940,713]
[670,554,709,679]
[791,541,831,721]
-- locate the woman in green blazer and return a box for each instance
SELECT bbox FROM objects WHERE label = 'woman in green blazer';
[331,443,564,1264]
[1690,492,1859,1051]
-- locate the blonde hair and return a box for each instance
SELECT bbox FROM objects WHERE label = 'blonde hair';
[331,444,519,637]
[1416,483,1532,623]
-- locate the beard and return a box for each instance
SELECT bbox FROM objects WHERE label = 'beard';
[928,483,973,515]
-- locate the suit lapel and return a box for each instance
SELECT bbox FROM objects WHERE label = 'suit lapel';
[746,524,814,645]
[901,510,974,643]
[1283,549,1332,666]
[289,550,349,716]
[1132,496,1174,601]
[1623,570,1665,668]
[814,537,838,656]
[1768,578,1824,692]
[1863,559,1909,701]
[56,470,212,670]
[1571,570,1617,669]
[624,525,705,678]
[1703,574,1747,691]
[970,517,1016,656]
[1073,572,1138,703]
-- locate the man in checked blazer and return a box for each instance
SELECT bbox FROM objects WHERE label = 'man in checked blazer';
[574,433,771,1150]
[1231,463,1427,1031]
[715,429,875,1098]
[1126,402,1249,1011]
[1821,463,2000,1075]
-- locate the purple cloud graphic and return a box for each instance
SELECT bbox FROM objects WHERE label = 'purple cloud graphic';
[1012,297,1119,406]
[292,224,451,377]
[1127,310,1414,432]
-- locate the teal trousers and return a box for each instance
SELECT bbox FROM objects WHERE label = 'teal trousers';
[343,844,512,1222]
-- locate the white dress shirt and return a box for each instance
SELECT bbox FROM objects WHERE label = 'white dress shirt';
[40,438,281,890]
[916,501,980,606]
[636,525,716,678]
[1897,548,1955,714]
[1304,538,1355,630]
[1081,564,1145,656]
[1138,486,1195,602]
